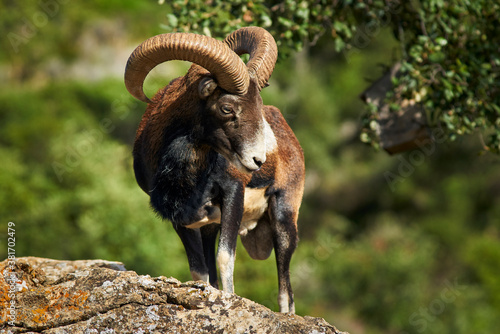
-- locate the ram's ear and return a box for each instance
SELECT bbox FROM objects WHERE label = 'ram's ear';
[198,77,218,99]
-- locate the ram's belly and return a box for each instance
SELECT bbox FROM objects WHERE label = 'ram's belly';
[239,187,269,235]
[183,203,221,229]
[185,188,269,234]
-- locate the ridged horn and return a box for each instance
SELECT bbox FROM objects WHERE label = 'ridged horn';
[125,33,250,103]
[224,27,278,91]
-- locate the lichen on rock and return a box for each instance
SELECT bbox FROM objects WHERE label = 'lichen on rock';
[0,257,347,334]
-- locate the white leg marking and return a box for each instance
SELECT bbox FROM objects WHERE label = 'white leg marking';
[217,249,235,293]
[278,290,289,313]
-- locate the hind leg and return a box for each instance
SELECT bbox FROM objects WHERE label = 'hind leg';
[200,224,220,288]
[269,193,299,313]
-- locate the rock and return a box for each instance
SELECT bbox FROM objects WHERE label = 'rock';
[360,62,433,155]
[0,257,347,334]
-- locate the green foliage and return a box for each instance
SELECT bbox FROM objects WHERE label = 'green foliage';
[0,81,189,278]
[1,0,163,82]
[465,235,500,310]
[300,221,436,332]
[373,0,500,152]
[160,0,321,56]
[161,0,500,152]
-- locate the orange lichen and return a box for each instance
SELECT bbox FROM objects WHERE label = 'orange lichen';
[32,308,49,324]
[15,287,91,326]
[0,272,17,322]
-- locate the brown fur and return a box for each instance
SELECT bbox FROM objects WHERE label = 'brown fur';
[134,67,208,174]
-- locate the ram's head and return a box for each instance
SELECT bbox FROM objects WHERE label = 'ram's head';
[124,27,278,173]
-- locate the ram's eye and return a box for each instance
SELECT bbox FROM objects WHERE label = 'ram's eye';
[220,105,233,114]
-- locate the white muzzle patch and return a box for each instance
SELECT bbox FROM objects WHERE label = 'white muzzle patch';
[237,118,276,172]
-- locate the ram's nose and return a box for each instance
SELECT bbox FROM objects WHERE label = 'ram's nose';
[237,152,266,173]
[238,125,267,172]
[252,156,265,170]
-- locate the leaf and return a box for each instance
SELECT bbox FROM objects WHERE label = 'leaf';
[202,26,211,37]
[260,14,272,27]
[429,52,445,63]
[278,17,294,28]
[481,63,492,70]
[166,13,178,28]
[360,132,371,143]
[435,37,448,46]
[334,38,345,52]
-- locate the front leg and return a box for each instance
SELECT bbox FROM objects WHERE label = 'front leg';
[217,182,244,293]
[173,224,208,282]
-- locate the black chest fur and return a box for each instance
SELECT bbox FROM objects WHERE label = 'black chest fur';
[148,131,226,225]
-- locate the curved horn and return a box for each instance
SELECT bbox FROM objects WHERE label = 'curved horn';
[125,33,250,103]
[224,27,278,90]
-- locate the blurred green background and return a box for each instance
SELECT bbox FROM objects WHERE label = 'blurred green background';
[1,1,500,333]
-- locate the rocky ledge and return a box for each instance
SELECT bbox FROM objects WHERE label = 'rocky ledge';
[0,257,346,334]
